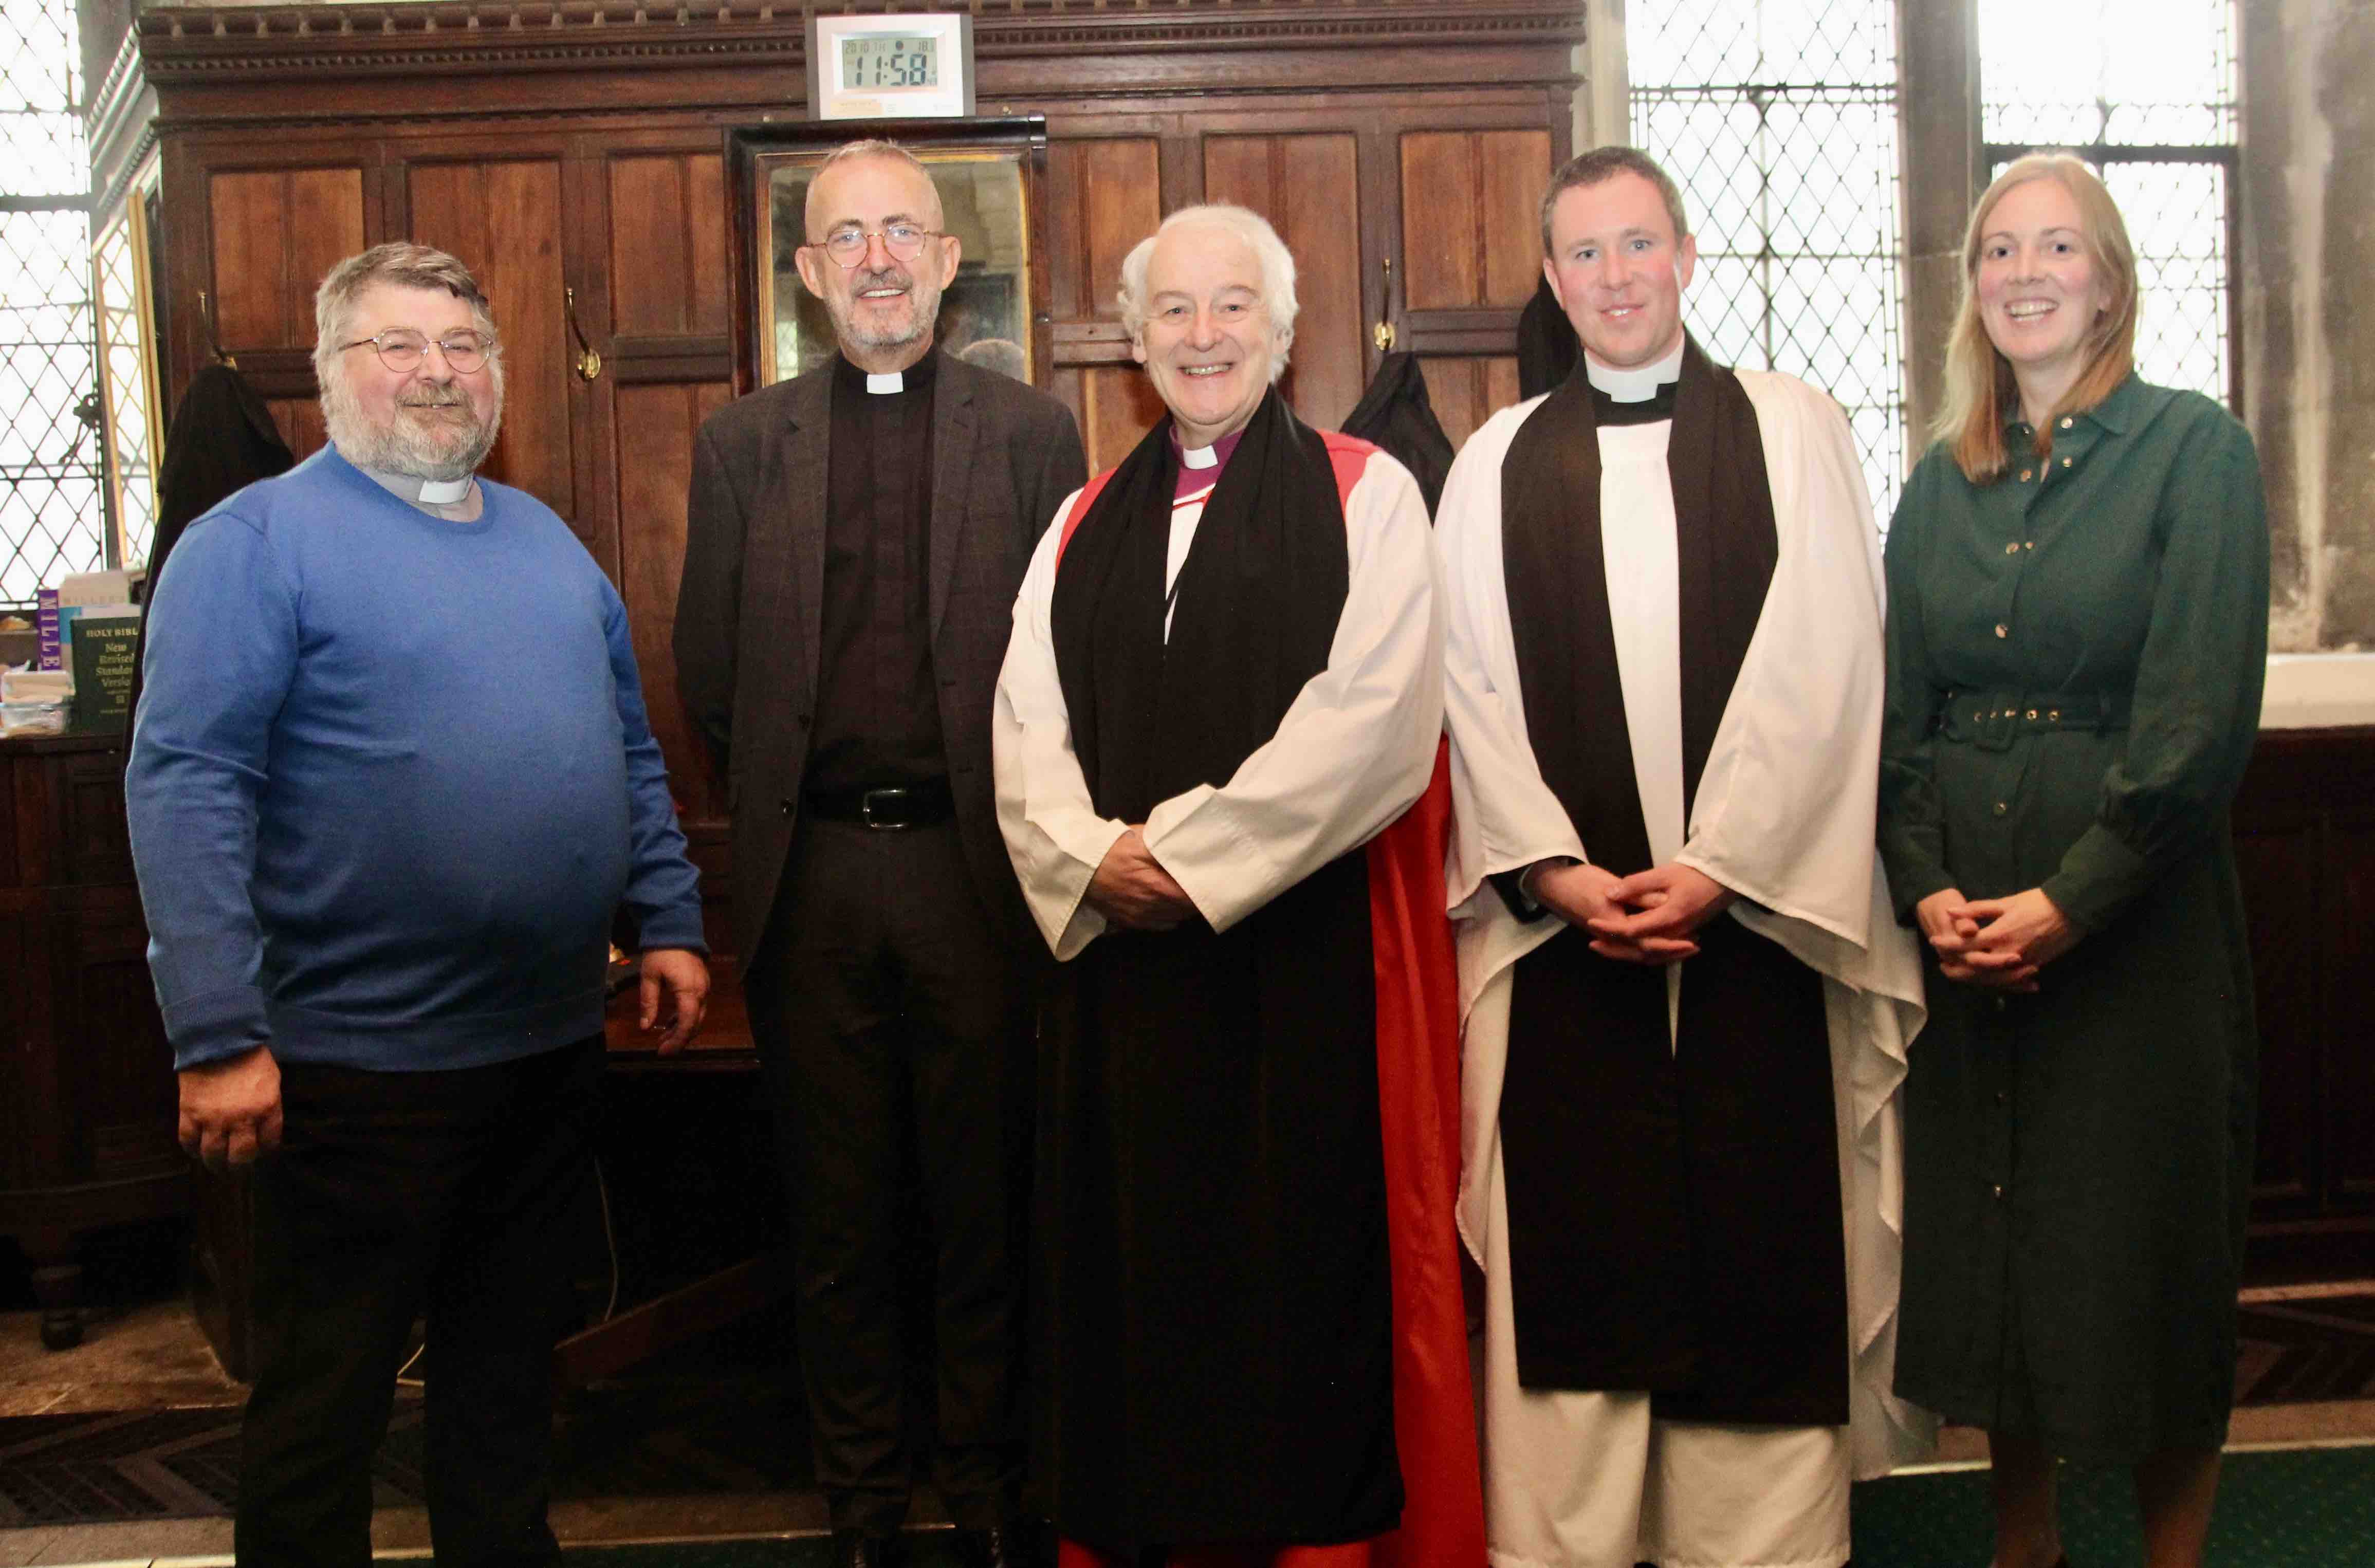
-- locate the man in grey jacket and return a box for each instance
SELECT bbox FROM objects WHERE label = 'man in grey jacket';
[674,138,1084,1568]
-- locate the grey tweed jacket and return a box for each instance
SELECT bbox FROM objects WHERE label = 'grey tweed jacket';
[674,348,1088,963]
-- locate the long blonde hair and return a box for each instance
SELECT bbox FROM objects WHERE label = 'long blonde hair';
[1933,153,2138,483]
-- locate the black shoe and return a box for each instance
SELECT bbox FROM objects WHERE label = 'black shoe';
[830,1529,904,1568]
[952,1520,1042,1568]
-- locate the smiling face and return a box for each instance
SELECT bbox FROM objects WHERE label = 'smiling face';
[1543,171,1697,372]
[1131,222,1284,448]
[321,281,502,482]
[795,153,961,372]
[1974,175,2112,410]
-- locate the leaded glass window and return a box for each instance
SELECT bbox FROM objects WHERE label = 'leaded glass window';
[1981,0,2239,407]
[0,0,100,610]
[1630,0,1906,516]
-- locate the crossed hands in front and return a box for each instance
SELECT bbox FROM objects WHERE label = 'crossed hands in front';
[1912,886,2080,991]
[1531,859,1737,964]
[1086,827,1198,931]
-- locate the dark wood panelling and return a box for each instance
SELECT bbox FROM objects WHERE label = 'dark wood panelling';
[2229,725,2375,1279]
[609,154,731,339]
[2237,822,2317,1205]
[614,379,732,824]
[208,173,287,348]
[1419,355,1521,450]
[209,168,364,351]
[265,396,326,460]
[406,159,575,521]
[1047,138,1163,324]
[1056,364,1167,476]
[0,737,187,1351]
[2326,816,2375,1203]
[1203,133,1365,430]
[1400,129,1550,311]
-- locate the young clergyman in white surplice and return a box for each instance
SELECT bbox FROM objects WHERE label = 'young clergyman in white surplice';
[1435,153,1932,1568]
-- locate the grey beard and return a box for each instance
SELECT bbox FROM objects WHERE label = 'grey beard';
[830,270,943,354]
[321,373,503,483]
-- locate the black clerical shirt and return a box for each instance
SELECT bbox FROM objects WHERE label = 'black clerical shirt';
[808,350,945,792]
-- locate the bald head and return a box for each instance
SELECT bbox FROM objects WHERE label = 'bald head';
[805,143,944,236]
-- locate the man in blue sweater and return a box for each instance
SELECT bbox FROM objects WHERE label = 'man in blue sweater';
[127,242,709,1568]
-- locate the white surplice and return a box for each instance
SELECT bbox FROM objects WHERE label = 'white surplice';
[1435,365,1933,1568]
[993,442,1443,955]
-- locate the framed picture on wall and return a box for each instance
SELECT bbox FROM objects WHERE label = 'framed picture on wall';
[726,117,1051,395]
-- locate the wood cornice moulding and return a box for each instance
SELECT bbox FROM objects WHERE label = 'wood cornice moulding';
[134,0,1585,90]
[88,24,159,215]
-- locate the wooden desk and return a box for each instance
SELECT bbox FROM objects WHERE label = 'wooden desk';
[0,732,184,1349]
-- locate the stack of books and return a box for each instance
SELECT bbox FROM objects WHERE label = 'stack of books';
[34,568,145,733]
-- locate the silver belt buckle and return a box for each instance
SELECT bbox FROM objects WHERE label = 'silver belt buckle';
[858,787,903,829]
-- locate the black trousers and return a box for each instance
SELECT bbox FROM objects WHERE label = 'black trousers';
[234,1037,603,1568]
[746,817,1034,1533]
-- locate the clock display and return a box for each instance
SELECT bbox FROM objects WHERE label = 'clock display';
[841,34,938,90]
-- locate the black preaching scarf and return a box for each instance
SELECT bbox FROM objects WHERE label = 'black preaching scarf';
[1495,335,1850,1427]
[1501,335,1779,871]
[1052,384,1348,820]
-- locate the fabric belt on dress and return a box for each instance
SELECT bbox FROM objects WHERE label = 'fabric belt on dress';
[802,778,955,828]
[1937,691,2131,752]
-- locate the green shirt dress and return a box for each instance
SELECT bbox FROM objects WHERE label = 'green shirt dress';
[1877,374,2269,1462]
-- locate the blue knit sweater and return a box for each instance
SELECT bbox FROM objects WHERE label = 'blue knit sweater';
[128,445,707,1072]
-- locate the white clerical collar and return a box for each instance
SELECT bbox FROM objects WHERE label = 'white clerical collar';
[1585,341,1685,403]
[1181,442,1220,470]
[353,456,477,512]
[866,371,904,395]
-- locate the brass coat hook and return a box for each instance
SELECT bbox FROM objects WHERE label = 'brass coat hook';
[1373,256,1396,353]
[564,286,603,382]
[198,289,237,368]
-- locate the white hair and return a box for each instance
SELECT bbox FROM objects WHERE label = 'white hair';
[1116,204,1298,380]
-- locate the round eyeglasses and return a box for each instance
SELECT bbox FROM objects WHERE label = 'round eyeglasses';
[809,223,944,268]
[339,329,494,375]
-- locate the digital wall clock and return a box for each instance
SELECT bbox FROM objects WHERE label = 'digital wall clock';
[806,12,977,120]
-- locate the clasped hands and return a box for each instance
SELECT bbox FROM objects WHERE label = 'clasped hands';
[1913,887,2079,990]
[1532,859,1736,965]
[1086,826,1198,931]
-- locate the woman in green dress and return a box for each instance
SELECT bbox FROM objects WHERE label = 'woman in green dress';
[1877,153,2267,1568]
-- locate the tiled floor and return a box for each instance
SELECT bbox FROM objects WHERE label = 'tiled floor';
[0,1303,241,1420]
[5,1292,2374,1566]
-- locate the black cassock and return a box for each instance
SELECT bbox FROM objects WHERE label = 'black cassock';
[1035,390,1402,1555]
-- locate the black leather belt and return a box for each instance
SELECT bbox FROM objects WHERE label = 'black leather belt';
[803,779,955,829]
[1937,692,2130,752]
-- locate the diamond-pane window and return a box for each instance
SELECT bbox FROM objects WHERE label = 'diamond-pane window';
[1982,0,2238,410]
[1,0,100,612]
[1631,0,1906,520]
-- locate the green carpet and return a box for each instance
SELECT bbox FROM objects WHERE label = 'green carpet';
[1850,1444,2375,1566]
[545,1446,2375,1567]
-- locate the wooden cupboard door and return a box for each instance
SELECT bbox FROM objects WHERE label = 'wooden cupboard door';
[264,397,328,462]
[1046,365,1168,479]
[207,169,366,353]
[608,153,731,340]
[1420,356,1523,451]
[1401,130,1549,313]
[1202,133,1366,430]
[1047,138,1166,472]
[1048,138,1163,326]
[614,380,733,828]
[1401,129,1553,446]
[404,159,576,522]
